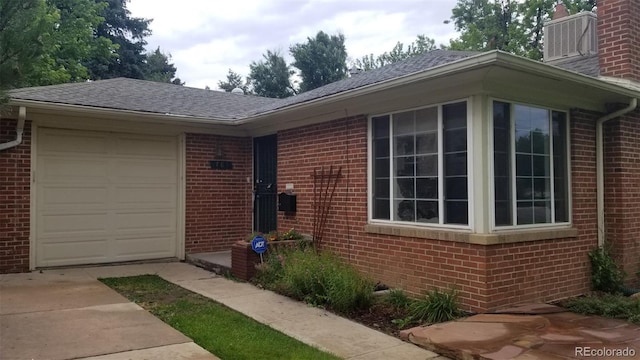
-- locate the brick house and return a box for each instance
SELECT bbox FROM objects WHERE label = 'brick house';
[1,0,638,312]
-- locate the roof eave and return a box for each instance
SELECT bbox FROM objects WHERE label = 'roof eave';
[241,51,640,124]
[8,98,237,126]
[239,52,503,124]
[9,52,640,127]
[491,51,640,98]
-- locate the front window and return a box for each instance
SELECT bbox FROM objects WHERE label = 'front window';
[371,101,469,226]
[493,101,569,227]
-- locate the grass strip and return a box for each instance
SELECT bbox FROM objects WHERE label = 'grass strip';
[100,275,341,360]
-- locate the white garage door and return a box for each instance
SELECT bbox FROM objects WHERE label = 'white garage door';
[36,128,179,267]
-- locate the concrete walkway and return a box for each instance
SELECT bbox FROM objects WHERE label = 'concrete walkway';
[0,266,217,360]
[2,262,444,360]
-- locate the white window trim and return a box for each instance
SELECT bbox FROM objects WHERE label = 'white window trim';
[367,98,473,230]
[488,97,573,232]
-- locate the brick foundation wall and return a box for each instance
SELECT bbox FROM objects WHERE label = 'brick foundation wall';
[604,109,640,286]
[0,118,31,273]
[185,133,252,254]
[598,0,640,82]
[276,110,599,312]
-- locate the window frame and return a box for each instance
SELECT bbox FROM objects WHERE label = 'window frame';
[367,98,473,230]
[489,98,573,231]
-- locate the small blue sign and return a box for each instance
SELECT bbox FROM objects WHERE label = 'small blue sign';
[251,235,267,254]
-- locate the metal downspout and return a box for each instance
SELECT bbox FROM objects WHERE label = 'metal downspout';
[0,106,26,151]
[596,98,638,246]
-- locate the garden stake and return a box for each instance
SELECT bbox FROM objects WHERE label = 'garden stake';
[312,165,342,249]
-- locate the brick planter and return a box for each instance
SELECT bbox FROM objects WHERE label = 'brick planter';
[231,241,261,281]
[231,239,311,281]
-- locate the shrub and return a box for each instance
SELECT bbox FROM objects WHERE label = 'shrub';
[253,252,285,288]
[244,228,304,243]
[409,288,461,324]
[564,294,640,324]
[254,248,374,314]
[384,289,412,310]
[588,245,625,293]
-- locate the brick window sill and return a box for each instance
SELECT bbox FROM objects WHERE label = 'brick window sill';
[364,224,578,245]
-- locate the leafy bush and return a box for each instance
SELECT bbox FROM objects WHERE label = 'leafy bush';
[384,289,412,310]
[588,245,625,293]
[564,294,640,324]
[253,252,285,287]
[409,288,461,324]
[254,248,374,314]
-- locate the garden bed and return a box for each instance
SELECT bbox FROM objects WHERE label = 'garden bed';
[231,239,310,281]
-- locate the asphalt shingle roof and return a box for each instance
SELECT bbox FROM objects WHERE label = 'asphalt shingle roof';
[247,49,479,115]
[548,54,600,77]
[9,78,278,120]
[9,50,479,120]
[9,49,603,120]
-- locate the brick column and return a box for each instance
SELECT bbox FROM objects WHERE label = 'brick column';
[0,119,31,273]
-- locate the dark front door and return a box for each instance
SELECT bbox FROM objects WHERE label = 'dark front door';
[253,135,277,233]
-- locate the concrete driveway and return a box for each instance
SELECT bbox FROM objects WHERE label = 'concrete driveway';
[0,267,217,360]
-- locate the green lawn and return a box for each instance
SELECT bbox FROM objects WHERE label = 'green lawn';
[100,275,341,360]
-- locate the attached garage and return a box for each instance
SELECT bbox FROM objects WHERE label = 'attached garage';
[35,127,180,267]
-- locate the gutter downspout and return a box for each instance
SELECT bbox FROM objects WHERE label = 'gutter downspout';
[596,98,638,246]
[0,106,27,151]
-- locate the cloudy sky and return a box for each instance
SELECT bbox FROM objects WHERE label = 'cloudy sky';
[127,0,461,90]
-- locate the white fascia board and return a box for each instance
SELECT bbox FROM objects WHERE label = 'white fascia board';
[491,51,640,98]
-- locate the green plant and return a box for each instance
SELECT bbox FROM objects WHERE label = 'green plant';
[323,266,374,313]
[245,231,263,243]
[564,294,640,324]
[246,228,305,243]
[384,289,412,310]
[254,247,374,314]
[588,245,625,293]
[391,316,413,329]
[253,252,286,287]
[409,288,461,324]
[279,228,304,240]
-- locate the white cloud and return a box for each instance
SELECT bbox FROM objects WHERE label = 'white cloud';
[127,0,460,89]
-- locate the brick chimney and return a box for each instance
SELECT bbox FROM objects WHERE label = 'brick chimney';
[553,3,570,19]
[597,0,640,82]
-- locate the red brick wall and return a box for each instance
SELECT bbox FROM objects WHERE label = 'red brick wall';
[604,109,640,286]
[598,0,640,81]
[277,117,492,311]
[0,118,31,273]
[184,133,253,254]
[483,110,599,308]
[276,110,599,312]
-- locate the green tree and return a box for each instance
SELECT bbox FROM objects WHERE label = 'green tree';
[290,31,348,92]
[447,0,597,60]
[448,0,523,55]
[0,0,57,95]
[247,50,295,98]
[218,69,250,93]
[23,0,114,86]
[354,35,437,71]
[143,47,183,85]
[85,0,151,79]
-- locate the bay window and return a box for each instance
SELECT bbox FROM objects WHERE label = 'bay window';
[493,101,569,227]
[371,101,469,226]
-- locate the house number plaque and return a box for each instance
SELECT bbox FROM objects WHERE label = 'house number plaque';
[210,160,233,170]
